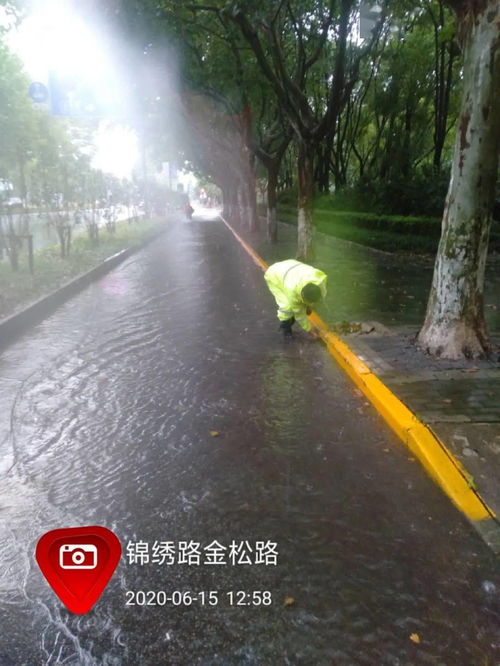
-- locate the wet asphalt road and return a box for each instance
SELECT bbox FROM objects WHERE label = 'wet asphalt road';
[0,214,499,665]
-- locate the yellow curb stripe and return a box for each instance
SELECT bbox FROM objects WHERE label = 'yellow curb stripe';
[220,216,269,271]
[325,338,490,521]
[220,215,495,524]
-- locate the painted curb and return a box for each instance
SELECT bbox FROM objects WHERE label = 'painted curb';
[0,229,166,351]
[220,215,500,554]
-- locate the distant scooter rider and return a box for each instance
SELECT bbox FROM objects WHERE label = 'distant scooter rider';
[185,203,194,220]
[264,259,327,339]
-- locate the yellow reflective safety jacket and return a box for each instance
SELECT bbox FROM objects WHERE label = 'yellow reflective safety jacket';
[264,259,327,331]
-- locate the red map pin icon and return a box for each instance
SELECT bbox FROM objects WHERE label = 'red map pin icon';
[35,526,122,614]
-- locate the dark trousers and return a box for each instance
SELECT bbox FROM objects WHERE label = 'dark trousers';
[279,317,295,335]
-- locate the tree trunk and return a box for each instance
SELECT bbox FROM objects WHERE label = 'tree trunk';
[237,183,247,228]
[433,30,456,171]
[6,217,19,271]
[245,166,259,232]
[297,140,315,260]
[233,184,242,226]
[266,165,278,243]
[401,103,413,178]
[18,150,27,203]
[379,112,396,180]
[418,1,500,359]
[224,180,240,224]
[315,140,331,193]
[221,185,230,218]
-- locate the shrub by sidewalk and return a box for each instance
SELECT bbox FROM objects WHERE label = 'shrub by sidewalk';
[0,218,167,320]
[274,192,500,255]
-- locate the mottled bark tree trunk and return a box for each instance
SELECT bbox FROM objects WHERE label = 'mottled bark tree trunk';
[245,167,259,232]
[237,184,247,228]
[418,0,500,359]
[240,105,259,232]
[297,140,315,260]
[315,137,332,193]
[266,165,278,243]
[221,185,230,218]
[224,181,240,225]
[17,150,27,203]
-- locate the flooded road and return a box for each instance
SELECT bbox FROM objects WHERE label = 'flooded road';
[0,215,499,665]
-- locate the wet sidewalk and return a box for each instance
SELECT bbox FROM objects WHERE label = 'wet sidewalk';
[342,326,500,527]
[0,213,499,664]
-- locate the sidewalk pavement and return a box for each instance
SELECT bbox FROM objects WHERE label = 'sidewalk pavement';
[341,325,500,529]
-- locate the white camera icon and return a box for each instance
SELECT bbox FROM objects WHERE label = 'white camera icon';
[59,544,98,570]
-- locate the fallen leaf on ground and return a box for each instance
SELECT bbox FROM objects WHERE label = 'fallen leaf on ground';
[357,407,364,414]
[442,398,452,403]
[354,388,363,398]
[383,448,390,452]
[461,367,480,373]
[283,597,295,607]
[410,633,421,644]
[210,430,221,437]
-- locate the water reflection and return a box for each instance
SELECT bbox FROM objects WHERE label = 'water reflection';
[252,224,500,329]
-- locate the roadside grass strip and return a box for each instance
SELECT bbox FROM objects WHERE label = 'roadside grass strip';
[220,214,500,553]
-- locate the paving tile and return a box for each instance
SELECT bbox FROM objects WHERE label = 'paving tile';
[433,423,500,518]
[339,328,500,529]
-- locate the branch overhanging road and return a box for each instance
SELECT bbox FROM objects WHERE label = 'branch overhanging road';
[0,213,498,665]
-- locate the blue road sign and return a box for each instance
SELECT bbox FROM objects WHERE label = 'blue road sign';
[28,82,49,103]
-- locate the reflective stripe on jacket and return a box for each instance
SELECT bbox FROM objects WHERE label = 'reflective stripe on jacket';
[264,259,327,331]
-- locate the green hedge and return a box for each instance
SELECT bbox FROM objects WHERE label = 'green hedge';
[320,210,442,236]
[276,203,500,254]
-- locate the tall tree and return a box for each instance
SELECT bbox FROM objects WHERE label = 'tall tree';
[425,0,459,171]
[417,0,500,359]
[225,0,364,259]
[107,1,267,230]
[0,40,37,201]
[175,0,384,257]
[251,89,292,242]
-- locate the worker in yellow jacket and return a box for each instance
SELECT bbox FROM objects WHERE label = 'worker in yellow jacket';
[264,259,327,339]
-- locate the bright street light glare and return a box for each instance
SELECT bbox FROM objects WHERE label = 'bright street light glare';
[10,0,111,83]
[92,124,139,180]
[8,0,139,179]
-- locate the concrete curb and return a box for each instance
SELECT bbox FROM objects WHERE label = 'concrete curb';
[220,215,500,555]
[0,229,165,351]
